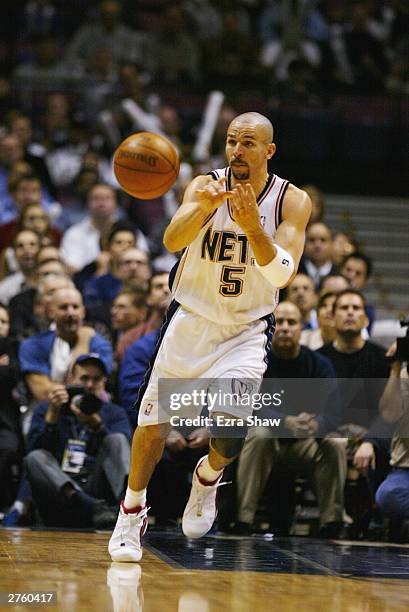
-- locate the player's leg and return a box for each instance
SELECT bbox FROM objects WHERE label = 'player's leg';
[109,423,170,562]
[182,423,245,539]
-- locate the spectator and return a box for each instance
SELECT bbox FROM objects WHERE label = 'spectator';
[0,203,61,274]
[376,343,409,542]
[301,291,336,350]
[340,251,375,334]
[6,111,55,196]
[60,184,119,274]
[202,10,261,92]
[0,133,26,210]
[0,303,22,511]
[235,301,345,537]
[145,5,200,85]
[342,1,389,93]
[299,222,338,290]
[111,288,148,357]
[36,258,67,281]
[84,245,150,308]
[36,245,61,266]
[318,289,391,534]
[20,0,63,42]
[0,173,55,230]
[319,273,349,296]
[0,229,40,304]
[19,287,112,401]
[13,34,74,88]
[116,270,171,362]
[25,353,131,528]
[332,232,357,266]
[72,220,138,299]
[286,273,318,330]
[9,273,73,340]
[301,184,326,225]
[259,0,324,83]
[340,252,373,291]
[64,0,146,70]
[17,203,61,247]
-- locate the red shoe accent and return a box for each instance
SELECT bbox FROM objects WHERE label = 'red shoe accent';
[196,458,223,487]
[121,501,146,514]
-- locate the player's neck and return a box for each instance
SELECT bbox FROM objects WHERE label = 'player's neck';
[232,172,269,199]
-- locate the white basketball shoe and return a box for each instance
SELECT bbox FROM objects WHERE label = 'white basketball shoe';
[108,502,149,562]
[182,456,225,539]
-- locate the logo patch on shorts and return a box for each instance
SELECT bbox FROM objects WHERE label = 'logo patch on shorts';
[231,379,254,397]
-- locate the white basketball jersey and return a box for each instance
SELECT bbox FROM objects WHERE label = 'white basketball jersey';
[173,167,289,324]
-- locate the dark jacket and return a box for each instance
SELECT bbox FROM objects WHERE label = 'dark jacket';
[27,399,131,464]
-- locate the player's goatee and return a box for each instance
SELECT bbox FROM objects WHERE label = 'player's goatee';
[231,167,250,180]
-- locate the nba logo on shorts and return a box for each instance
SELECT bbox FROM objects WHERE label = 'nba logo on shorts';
[232,379,254,397]
[144,402,154,416]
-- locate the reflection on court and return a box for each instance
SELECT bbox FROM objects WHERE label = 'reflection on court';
[1,529,408,611]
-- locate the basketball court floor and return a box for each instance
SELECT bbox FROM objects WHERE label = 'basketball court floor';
[1,529,409,611]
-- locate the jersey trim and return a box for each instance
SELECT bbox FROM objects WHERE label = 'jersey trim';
[261,311,276,372]
[171,247,189,293]
[200,171,221,227]
[227,171,277,222]
[275,180,289,228]
[133,299,180,420]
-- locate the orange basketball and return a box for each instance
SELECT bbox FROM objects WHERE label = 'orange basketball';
[113,131,180,200]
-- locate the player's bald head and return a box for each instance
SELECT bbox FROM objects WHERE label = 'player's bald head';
[229,112,274,143]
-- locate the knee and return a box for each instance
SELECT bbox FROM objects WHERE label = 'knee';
[102,432,129,450]
[320,438,347,461]
[25,449,49,473]
[376,479,404,518]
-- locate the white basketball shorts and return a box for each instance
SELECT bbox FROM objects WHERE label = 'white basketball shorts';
[137,303,274,426]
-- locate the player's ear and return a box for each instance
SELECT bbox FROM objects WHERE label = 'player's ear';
[266,143,276,160]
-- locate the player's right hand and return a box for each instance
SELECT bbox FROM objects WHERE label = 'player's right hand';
[196,177,233,214]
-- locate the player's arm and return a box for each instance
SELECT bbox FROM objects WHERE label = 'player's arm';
[163,175,232,252]
[231,183,311,288]
[267,184,312,286]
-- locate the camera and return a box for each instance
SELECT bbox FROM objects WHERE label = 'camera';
[63,384,103,415]
[396,315,409,363]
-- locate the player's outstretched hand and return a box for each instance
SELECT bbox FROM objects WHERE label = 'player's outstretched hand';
[230,183,262,234]
[196,177,233,213]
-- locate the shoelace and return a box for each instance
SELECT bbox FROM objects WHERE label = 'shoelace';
[121,506,150,543]
[195,481,231,517]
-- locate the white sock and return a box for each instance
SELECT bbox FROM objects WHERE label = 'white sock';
[124,487,147,511]
[12,501,25,514]
[197,456,223,484]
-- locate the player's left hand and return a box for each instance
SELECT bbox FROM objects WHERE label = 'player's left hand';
[230,183,263,235]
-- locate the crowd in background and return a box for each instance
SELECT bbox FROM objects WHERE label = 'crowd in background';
[0,0,408,542]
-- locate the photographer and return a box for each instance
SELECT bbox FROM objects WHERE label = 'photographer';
[25,353,131,529]
[375,328,409,542]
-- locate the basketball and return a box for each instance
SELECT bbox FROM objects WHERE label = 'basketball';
[113,131,180,200]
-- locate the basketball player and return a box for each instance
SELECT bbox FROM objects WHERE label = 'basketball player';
[109,112,311,561]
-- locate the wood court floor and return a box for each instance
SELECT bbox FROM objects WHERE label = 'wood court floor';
[1,528,409,612]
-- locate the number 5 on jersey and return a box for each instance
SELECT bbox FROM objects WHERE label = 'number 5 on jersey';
[219,265,245,297]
